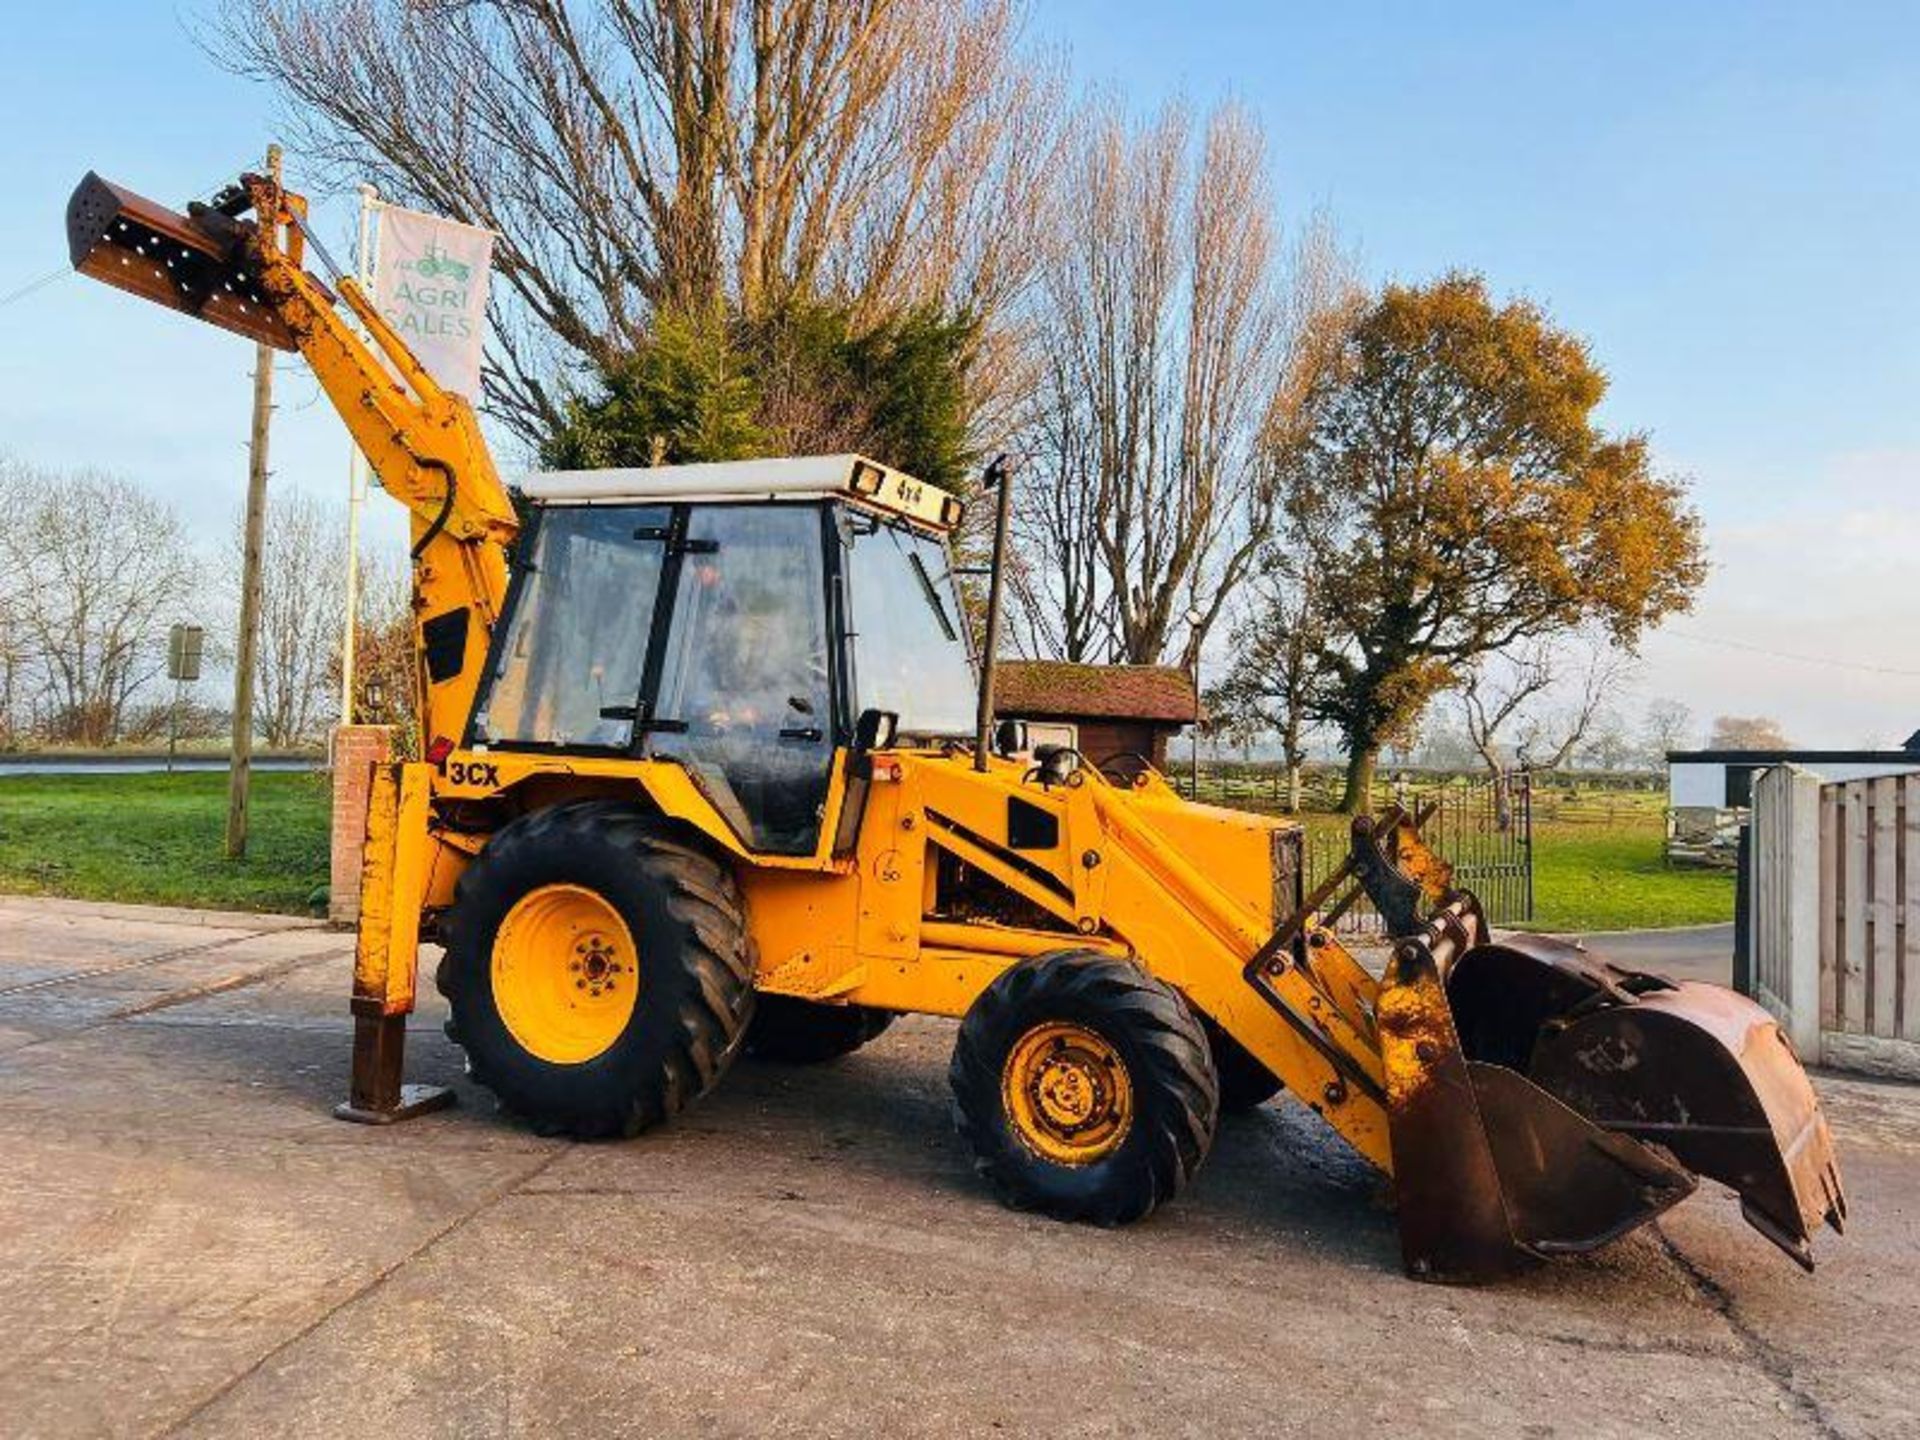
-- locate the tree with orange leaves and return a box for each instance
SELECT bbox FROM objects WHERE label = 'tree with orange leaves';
[1267,273,1707,811]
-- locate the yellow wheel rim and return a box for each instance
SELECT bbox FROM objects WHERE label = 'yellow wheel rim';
[491,884,639,1065]
[1002,1021,1133,1165]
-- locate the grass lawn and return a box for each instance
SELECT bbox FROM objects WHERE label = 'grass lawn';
[0,772,331,915]
[1525,822,1734,933]
[1274,808,1732,934]
[0,769,1736,934]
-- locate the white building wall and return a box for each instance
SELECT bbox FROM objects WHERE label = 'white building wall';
[1669,759,1920,808]
[1669,763,1725,807]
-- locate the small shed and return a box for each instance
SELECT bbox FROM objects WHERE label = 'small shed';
[1667,738,1920,810]
[1665,735,1920,867]
[995,662,1199,769]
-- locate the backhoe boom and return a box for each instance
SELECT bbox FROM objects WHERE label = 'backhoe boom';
[67,170,517,748]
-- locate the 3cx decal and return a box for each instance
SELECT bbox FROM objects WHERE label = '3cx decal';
[448,759,500,788]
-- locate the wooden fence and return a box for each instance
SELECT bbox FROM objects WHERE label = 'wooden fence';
[1750,764,1920,1079]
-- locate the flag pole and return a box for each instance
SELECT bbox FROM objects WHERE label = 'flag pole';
[340,182,378,727]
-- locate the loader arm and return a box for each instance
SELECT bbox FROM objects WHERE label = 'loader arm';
[887,754,1844,1281]
[66,170,519,748]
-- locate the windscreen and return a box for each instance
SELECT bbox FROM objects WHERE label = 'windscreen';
[845,511,976,738]
[474,505,668,748]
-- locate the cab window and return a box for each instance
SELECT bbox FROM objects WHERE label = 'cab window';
[474,506,668,749]
[649,506,833,854]
[845,513,975,739]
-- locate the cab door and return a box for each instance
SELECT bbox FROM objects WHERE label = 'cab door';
[644,505,837,855]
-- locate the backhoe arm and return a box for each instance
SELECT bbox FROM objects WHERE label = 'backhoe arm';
[67,169,518,747]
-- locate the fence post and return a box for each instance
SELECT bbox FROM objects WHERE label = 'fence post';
[1750,764,1823,1056]
[1785,768,1823,1058]
[1732,821,1752,995]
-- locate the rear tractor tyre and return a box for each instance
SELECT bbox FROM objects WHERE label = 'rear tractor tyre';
[1207,1022,1284,1112]
[949,950,1219,1225]
[439,801,755,1139]
[745,995,895,1064]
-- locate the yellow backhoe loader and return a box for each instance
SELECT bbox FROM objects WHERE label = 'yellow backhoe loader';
[66,167,1847,1282]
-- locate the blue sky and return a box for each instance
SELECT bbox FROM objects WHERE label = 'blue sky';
[3,2,1916,745]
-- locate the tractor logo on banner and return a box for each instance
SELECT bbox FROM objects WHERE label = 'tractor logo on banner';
[406,242,472,284]
[373,205,494,399]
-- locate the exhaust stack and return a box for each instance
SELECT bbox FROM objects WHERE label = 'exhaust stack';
[66,171,295,350]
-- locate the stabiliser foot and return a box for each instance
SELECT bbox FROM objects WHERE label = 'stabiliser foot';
[334,1011,456,1125]
[335,1084,456,1126]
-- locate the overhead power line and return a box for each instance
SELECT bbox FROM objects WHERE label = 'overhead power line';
[1660,629,1920,680]
[0,267,70,311]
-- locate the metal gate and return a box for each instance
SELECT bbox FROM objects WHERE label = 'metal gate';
[1303,770,1535,934]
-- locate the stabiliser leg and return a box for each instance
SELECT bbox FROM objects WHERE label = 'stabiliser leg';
[334,762,454,1126]
[336,1013,455,1125]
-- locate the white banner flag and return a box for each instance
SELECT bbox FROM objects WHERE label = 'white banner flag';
[371,204,494,399]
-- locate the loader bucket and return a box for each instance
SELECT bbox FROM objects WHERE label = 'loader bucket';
[1377,907,1695,1282]
[1451,936,1848,1269]
[1377,909,1845,1281]
[66,171,295,350]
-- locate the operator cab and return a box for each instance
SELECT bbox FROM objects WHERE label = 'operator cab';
[468,455,975,856]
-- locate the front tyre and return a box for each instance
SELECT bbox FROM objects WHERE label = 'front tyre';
[949,951,1219,1225]
[440,801,754,1138]
[1207,1021,1285,1112]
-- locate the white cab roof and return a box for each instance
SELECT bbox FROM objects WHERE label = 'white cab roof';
[516,453,960,532]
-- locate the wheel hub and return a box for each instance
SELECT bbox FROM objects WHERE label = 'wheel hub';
[1002,1021,1133,1165]
[492,884,640,1065]
[573,935,626,997]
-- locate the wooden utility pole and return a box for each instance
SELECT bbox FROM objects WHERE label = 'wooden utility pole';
[227,143,280,859]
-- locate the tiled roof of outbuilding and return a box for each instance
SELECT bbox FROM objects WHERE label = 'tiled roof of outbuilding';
[996,661,1198,724]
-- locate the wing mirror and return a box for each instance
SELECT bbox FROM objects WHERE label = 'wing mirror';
[853,708,898,753]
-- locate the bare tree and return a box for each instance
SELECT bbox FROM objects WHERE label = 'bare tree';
[213,0,1063,445]
[1208,554,1331,812]
[1459,640,1629,825]
[233,490,349,747]
[1009,101,1354,669]
[1581,708,1635,771]
[0,581,24,748]
[1640,696,1694,762]
[0,459,197,745]
[329,548,420,752]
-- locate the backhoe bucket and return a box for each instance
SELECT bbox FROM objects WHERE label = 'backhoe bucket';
[66,171,296,350]
[1357,813,1845,1282]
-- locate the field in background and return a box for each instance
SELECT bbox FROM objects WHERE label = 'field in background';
[1180,767,1732,934]
[1528,823,1734,932]
[0,765,1734,933]
[0,772,330,913]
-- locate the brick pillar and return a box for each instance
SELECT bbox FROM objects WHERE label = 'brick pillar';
[330,724,396,925]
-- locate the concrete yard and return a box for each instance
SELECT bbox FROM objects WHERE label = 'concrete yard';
[0,895,1913,1439]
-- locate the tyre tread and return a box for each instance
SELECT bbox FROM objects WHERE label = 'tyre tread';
[949,949,1218,1225]
[439,801,752,1138]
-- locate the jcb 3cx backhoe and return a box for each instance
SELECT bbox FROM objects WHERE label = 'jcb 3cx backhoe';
[66,167,1846,1283]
